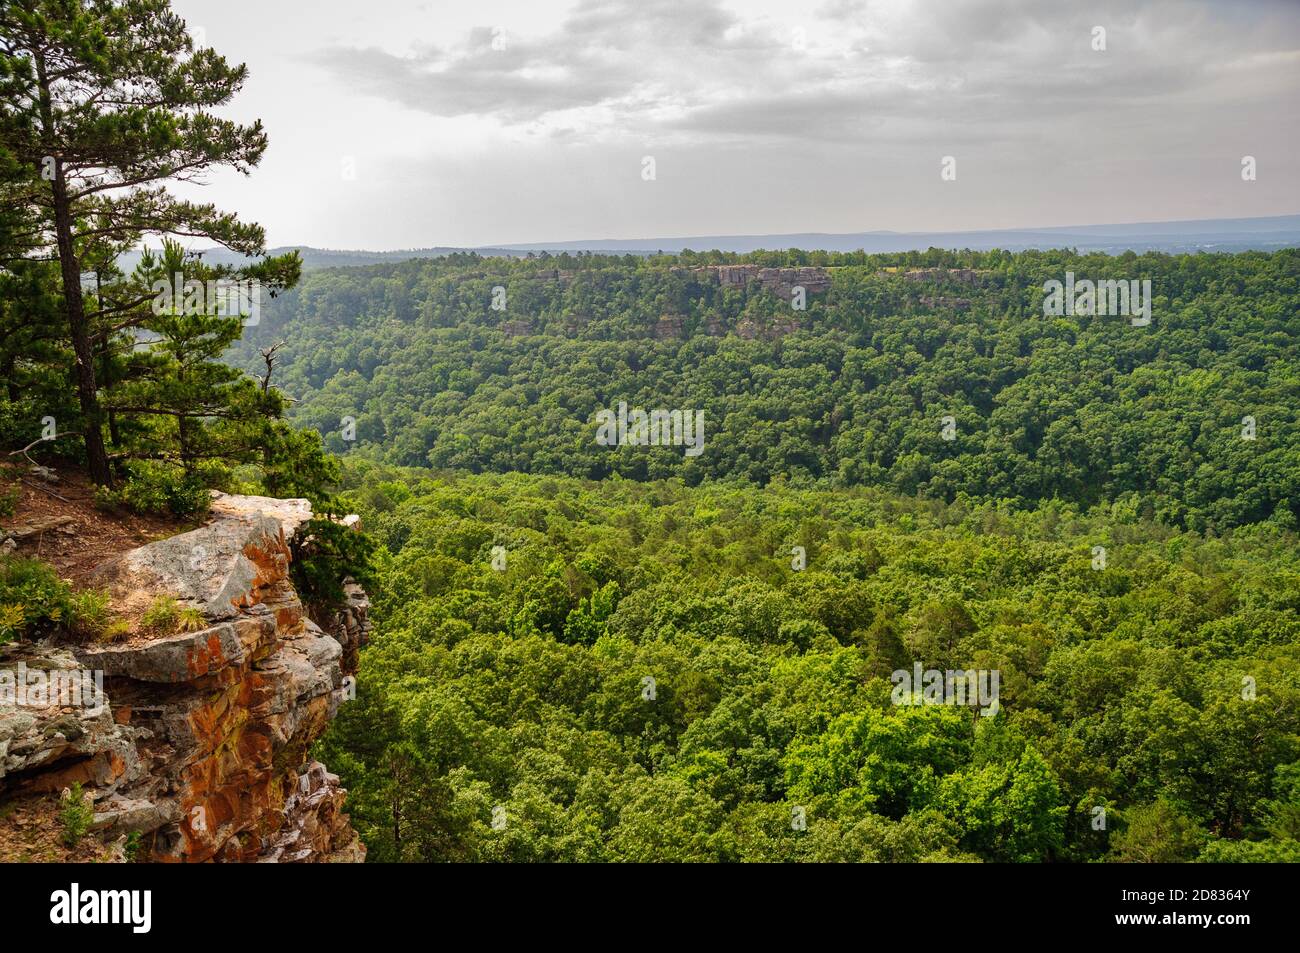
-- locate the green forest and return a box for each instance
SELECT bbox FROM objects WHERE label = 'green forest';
[229,248,1300,533]
[235,248,1300,862]
[314,464,1300,862]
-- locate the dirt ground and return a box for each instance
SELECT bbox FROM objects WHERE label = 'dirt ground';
[1,462,184,861]
[1,461,187,587]
[0,795,126,863]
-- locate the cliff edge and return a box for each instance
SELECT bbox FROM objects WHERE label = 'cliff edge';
[0,491,368,862]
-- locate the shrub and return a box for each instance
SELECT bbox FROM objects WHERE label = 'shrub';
[138,596,206,638]
[99,620,133,643]
[68,589,133,643]
[59,783,95,848]
[0,482,18,518]
[291,516,375,611]
[94,461,211,520]
[0,603,23,644]
[0,557,73,644]
[177,606,206,632]
[68,589,113,640]
[139,596,176,636]
[123,830,144,862]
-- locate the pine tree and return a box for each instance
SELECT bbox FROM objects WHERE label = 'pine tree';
[0,0,298,484]
[105,240,273,471]
[0,111,69,446]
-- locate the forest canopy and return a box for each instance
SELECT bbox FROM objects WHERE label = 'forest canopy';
[317,463,1300,862]
[228,247,1300,533]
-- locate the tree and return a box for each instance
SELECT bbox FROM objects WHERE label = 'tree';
[1108,799,1206,863]
[0,108,67,443]
[0,0,297,484]
[105,240,274,470]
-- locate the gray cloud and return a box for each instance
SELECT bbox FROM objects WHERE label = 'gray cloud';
[313,0,1300,146]
[172,0,1300,247]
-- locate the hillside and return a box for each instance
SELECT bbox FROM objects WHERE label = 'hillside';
[229,247,1300,532]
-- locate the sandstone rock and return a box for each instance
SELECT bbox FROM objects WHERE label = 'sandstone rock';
[92,795,177,834]
[327,581,372,674]
[0,645,144,794]
[2,515,74,541]
[4,494,367,863]
[897,267,984,285]
[688,264,831,300]
[89,495,308,620]
[258,761,363,863]
[563,313,590,335]
[76,615,277,682]
[208,491,313,536]
[654,314,686,339]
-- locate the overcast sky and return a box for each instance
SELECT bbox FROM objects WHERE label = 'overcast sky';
[168,0,1300,249]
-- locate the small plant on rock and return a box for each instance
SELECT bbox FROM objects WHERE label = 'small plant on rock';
[138,596,205,637]
[124,831,144,862]
[138,596,179,636]
[177,606,206,633]
[59,784,94,848]
[99,619,133,643]
[0,483,18,518]
[0,557,72,645]
[68,590,113,640]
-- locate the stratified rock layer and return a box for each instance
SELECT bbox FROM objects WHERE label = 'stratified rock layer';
[0,492,369,862]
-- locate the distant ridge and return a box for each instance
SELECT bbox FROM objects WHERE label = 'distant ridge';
[121,214,1300,270]
[494,214,1300,255]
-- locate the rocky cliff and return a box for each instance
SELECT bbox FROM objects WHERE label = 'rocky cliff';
[671,264,833,297]
[0,492,368,862]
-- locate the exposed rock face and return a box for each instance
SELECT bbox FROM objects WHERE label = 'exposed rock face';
[654,314,687,339]
[1,515,75,546]
[735,312,803,341]
[260,760,363,863]
[677,264,832,298]
[0,493,368,863]
[0,646,142,794]
[897,267,983,285]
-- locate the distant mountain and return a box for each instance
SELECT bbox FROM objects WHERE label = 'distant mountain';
[115,245,526,272]
[496,214,1300,255]
[121,214,1300,270]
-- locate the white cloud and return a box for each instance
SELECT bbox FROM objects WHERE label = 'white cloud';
[168,0,1300,247]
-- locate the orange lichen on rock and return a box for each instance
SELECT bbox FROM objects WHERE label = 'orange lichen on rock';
[0,493,369,863]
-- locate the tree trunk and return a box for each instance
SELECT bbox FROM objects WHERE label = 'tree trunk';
[95,272,121,448]
[51,166,112,485]
[2,353,17,403]
[38,52,111,485]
